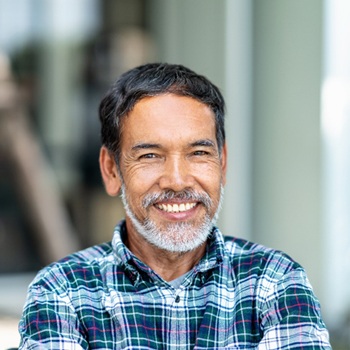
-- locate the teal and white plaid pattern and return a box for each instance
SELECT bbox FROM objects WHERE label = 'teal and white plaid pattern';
[19,221,331,349]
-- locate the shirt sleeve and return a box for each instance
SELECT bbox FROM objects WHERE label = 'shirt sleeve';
[258,268,332,349]
[18,281,87,350]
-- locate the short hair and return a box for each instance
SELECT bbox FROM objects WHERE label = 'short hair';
[99,63,225,166]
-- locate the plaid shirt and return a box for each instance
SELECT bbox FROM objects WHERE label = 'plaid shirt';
[19,221,331,349]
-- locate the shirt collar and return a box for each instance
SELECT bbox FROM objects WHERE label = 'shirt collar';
[195,226,225,272]
[112,220,225,274]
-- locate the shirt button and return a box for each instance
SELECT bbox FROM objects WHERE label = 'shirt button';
[175,295,180,303]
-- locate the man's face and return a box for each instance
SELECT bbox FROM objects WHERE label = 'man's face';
[118,93,227,252]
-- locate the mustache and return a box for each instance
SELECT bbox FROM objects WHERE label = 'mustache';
[142,189,213,209]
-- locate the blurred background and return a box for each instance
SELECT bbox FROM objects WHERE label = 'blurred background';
[0,0,349,348]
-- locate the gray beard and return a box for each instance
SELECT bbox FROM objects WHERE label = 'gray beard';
[121,185,224,253]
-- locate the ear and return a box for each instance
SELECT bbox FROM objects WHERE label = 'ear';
[220,143,228,186]
[99,146,122,196]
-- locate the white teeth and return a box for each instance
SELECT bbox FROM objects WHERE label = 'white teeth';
[156,202,196,213]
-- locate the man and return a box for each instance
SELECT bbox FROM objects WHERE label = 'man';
[19,63,331,349]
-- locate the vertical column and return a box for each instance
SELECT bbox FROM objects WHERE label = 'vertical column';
[322,0,350,329]
[252,0,323,296]
[222,0,252,240]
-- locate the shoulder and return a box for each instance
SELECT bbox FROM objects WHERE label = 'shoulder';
[220,235,318,308]
[30,242,114,292]
[222,235,303,281]
[60,241,114,265]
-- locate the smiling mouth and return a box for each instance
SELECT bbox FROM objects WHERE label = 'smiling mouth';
[155,202,197,213]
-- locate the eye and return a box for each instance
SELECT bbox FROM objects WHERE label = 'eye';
[139,153,158,159]
[192,150,210,156]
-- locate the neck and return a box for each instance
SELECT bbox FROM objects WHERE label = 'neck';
[124,221,207,281]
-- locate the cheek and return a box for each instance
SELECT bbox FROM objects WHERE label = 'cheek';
[123,164,161,193]
[195,164,223,186]
[123,175,161,214]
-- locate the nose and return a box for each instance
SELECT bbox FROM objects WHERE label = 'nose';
[158,156,195,191]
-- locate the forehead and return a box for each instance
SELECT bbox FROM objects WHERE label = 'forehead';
[121,94,216,144]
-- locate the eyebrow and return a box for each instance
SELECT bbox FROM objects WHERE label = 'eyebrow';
[131,143,162,152]
[190,139,216,148]
[131,139,216,152]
